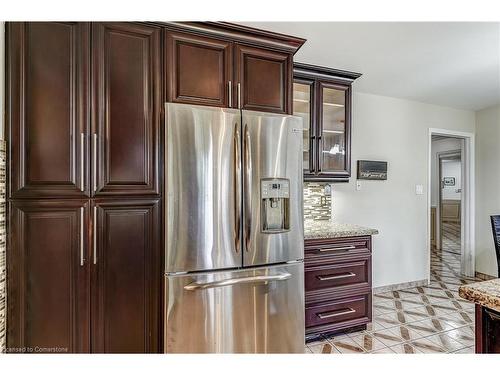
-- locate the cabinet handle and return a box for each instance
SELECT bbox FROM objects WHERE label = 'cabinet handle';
[80,133,85,192]
[228,81,232,108]
[93,206,97,265]
[318,245,356,252]
[93,133,97,193]
[317,308,356,319]
[80,207,84,266]
[317,272,356,281]
[237,82,241,109]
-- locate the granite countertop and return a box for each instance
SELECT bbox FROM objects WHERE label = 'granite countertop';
[304,220,379,240]
[459,279,500,312]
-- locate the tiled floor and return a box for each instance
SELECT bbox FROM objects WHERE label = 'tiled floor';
[305,222,480,354]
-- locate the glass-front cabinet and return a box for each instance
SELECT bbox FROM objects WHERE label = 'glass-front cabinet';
[293,63,360,182]
[293,80,314,174]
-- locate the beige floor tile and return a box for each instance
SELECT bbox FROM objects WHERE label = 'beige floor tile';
[329,337,365,354]
[371,328,406,347]
[425,333,464,352]
[348,332,388,352]
[369,347,395,354]
[390,343,421,354]
[409,338,447,353]
[452,346,475,354]
[446,327,475,347]
[308,342,340,354]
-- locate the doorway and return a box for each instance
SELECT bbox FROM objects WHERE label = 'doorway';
[438,150,462,255]
[428,129,475,279]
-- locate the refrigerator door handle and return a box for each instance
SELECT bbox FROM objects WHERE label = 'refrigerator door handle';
[243,123,252,252]
[183,273,291,291]
[234,123,241,253]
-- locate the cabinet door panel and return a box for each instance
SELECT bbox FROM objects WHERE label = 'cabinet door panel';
[7,22,89,198]
[91,199,161,353]
[92,23,160,196]
[7,200,90,353]
[235,44,291,114]
[317,82,351,179]
[166,31,232,107]
[293,79,315,175]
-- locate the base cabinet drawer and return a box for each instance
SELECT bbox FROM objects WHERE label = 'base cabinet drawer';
[305,236,371,261]
[306,294,370,328]
[305,256,370,292]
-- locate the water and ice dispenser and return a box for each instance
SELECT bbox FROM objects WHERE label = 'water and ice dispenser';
[260,178,290,233]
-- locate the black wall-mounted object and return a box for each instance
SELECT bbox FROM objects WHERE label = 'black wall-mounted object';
[357,160,387,180]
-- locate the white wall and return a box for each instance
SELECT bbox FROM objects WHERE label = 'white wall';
[332,92,475,288]
[441,160,461,200]
[475,104,500,277]
[430,138,462,206]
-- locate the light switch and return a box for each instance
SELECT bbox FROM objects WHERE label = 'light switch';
[356,181,362,191]
[415,184,424,195]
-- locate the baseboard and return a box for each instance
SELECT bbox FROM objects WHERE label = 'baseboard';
[474,271,496,281]
[373,279,429,294]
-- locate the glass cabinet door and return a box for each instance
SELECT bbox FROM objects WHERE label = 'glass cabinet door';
[293,81,313,173]
[319,83,349,175]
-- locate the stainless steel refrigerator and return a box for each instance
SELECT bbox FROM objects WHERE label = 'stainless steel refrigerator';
[164,103,304,353]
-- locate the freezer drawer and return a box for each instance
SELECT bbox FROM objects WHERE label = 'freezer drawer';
[165,263,304,353]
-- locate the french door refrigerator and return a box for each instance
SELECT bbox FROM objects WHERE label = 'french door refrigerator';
[165,103,304,353]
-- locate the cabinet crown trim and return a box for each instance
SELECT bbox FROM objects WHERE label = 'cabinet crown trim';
[147,21,306,54]
[294,62,362,82]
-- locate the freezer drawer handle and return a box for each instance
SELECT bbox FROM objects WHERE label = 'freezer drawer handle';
[184,273,291,290]
[317,308,356,319]
[317,272,355,281]
[318,245,356,252]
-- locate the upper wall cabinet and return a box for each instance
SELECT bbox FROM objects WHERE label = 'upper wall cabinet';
[166,31,232,107]
[165,23,305,114]
[7,22,90,198]
[234,44,292,114]
[293,63,361,182]
[92,22,161,196]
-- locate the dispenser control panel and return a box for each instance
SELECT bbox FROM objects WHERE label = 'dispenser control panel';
[260,178,290,233]
[261,179,290,199]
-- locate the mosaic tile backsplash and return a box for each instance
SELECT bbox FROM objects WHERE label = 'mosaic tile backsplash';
[303,182,332,221]
[0,141,5,353]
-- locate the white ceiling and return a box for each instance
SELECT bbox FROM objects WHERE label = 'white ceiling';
[242,22,500,111]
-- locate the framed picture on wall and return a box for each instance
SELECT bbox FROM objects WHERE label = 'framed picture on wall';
[443,177,456,186]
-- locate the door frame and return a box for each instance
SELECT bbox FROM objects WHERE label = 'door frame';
[428,128,475,278]
[437,149,461,251]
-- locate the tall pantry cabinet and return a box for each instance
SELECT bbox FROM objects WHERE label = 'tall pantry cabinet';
[5,21,305,353]
[6,22,161,353]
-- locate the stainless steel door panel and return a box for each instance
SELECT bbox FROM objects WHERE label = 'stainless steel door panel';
[165,262,305,353]
[166,103,242,272]
[242,111,304,266]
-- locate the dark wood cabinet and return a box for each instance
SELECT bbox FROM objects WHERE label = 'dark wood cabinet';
[166,31,232,108]
[475,305,500,353]
[234,44,292,114]
[294,63,361,182]
[5,21,305,354]
[92,22,161,196]
[164,23,304,114]
[91,199,161,353]
[6,22,90,198]
[7,200,90,353]
[304,236,372,340]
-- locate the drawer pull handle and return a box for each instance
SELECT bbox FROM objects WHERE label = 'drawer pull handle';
[319,245,356,252]
[317,272,356,281]
[318,308,356,319]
